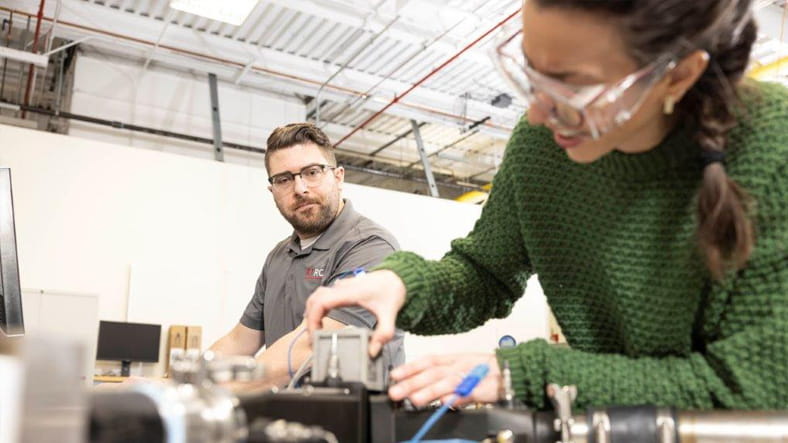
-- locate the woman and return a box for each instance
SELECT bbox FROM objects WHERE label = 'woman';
[306,0,787,410]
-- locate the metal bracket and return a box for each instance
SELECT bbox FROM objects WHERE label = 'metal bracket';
[656,407,677,443]
[208,73,224,162]
[410,119,439,197]
[591,410,611,443]
[547,384,577,443]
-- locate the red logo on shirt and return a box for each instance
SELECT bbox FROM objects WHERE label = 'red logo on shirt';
[305,267,325,280]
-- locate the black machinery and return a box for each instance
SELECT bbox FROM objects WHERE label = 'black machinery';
[84,328,788,443]
[87,364,788,443]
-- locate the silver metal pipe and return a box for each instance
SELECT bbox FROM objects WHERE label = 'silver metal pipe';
[568,410,788,443]
[678,410,788,442]
[43,35,100,57]
[44,0,61,54]
[141,9,175,75]
[53,41,64,114]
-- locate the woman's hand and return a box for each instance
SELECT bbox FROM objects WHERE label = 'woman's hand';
[388,353,502,407]
[305,270,406,357]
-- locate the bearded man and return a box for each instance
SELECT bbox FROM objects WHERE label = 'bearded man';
[210,123,404,388]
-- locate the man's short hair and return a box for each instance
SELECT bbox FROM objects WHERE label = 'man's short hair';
[265,123,337,172]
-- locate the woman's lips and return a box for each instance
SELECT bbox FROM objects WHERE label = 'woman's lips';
[553,131,584,149]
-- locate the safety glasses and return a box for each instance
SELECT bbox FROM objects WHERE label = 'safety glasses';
[494,29,676,139]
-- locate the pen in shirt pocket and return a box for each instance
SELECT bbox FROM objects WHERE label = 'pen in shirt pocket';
[333,267,366,282]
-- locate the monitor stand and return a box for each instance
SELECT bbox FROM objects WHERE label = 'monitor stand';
[120,360,131,377]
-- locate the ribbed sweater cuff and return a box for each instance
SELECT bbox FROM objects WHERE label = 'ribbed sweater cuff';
[372,251,430,330]
[496,339,550,409]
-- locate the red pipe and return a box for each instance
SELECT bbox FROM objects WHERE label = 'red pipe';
[21,0,45,118]
[2,6,515,134]
[334,9,520,148]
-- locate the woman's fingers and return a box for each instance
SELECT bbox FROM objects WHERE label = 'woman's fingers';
[305,285,358,335]
[389,364,461,404]
[407,372,465,406]
[390,354,453,381]
[388,353,501,405]
[305,270,407,357]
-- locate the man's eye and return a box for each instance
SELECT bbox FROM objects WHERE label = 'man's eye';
[275,176,293,185]
[305,168,321,177]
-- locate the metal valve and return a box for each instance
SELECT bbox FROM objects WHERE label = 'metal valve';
[204,351,264,384]
[169,350,264,386]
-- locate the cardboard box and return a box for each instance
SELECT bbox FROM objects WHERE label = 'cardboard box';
[166,325,187,376]
[185,325,202,360]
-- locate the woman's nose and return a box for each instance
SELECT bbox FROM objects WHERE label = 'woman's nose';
[527,101,549,125]
[526,91,554,126]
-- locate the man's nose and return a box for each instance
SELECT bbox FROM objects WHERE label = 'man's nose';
[293,175,309,194]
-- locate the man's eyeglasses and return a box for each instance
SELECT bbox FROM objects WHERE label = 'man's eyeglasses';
[493,29,676,139]
[268,164,336,191]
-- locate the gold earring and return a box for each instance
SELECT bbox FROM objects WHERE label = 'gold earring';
[663,95,675,115]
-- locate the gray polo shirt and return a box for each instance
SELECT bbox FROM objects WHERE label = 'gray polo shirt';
[240,199,405,368]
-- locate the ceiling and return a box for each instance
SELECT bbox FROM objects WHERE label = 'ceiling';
[1,0,786,200]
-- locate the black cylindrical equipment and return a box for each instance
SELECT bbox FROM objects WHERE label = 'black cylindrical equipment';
[89,383,246,443]
[90,391,165,443]
[86,382,788,443]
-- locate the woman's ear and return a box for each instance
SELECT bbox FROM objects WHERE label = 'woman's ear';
[666,50,710,102]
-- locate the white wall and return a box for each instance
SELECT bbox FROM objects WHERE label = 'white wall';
[70,53,305,169]
[0,124,547,377]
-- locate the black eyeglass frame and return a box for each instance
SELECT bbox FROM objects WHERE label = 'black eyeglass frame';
[267,163,337,187]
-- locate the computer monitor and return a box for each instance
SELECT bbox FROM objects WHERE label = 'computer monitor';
[96,320,161,376]
[0,167,24,337]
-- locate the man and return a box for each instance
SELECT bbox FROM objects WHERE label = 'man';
[210,123,404,388]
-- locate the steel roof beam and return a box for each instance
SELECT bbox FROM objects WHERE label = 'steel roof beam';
[368,121,427,156]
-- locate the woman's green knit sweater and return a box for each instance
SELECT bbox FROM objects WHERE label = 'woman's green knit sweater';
[377,81,787,410]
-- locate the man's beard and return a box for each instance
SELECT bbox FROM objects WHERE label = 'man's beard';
[279,195,338,237]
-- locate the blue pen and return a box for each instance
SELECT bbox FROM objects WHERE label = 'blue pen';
[328,267,367,286]
[335,267,366,280]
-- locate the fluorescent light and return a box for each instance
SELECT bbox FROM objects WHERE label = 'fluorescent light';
[170,0,258,26]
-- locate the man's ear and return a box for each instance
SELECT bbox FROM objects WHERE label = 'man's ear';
[335,166,345,185]
[267,185,273,194]
[665,50,710,102]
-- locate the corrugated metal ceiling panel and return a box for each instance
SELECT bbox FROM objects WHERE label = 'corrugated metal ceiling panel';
[57,0,788,191]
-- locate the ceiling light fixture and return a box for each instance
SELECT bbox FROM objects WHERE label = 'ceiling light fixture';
[169,0,258,26]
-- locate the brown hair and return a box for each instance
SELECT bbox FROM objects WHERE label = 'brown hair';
[265,123,337,172]
[534,0,757,279]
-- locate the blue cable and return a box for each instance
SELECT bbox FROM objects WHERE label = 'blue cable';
[408,396,457,443]
[287,327,308,378]
[407,364,490,443]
